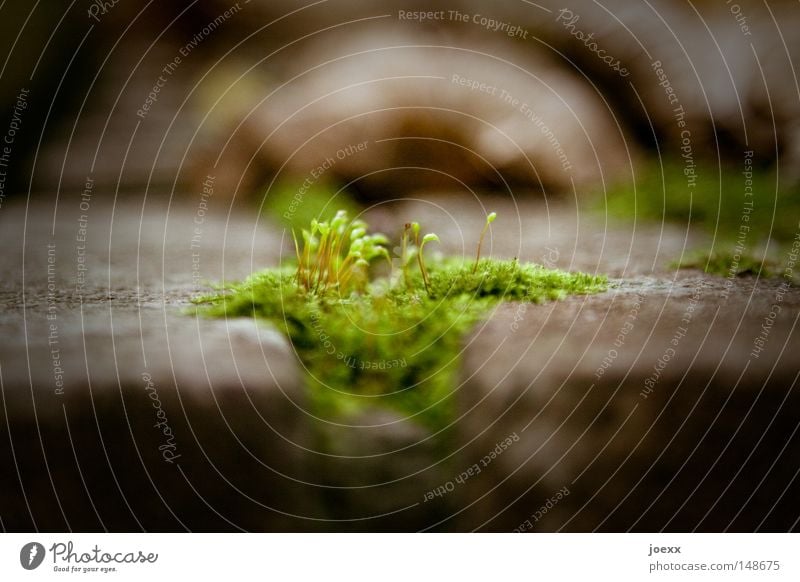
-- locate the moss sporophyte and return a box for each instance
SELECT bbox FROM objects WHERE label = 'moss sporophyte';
[194,210,608,431]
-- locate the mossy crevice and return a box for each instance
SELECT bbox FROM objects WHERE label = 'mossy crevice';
[194,212,608,432]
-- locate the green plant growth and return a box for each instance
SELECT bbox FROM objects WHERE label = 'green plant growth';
[194,211,608,431]
[292,210,390,295]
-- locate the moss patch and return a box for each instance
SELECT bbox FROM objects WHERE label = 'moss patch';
[193,212,607,432]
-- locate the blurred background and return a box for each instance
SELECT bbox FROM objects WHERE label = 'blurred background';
[2,0,799,201]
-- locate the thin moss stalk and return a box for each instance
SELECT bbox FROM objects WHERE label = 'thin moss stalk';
[417,233,439,295]
[473,211,497,273]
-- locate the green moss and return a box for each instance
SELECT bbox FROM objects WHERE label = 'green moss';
[193,213,607,432]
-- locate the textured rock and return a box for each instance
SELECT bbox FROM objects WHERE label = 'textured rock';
[453,281,800,531]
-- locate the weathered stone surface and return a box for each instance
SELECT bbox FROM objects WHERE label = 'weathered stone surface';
[453,281,800,531]
[1,195,798,531]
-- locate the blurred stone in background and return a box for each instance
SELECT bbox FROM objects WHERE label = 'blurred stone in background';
[2,0,798,199]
